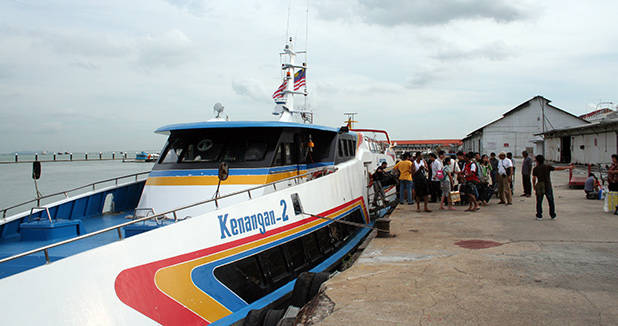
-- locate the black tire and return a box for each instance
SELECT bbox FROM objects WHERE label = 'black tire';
[262,309,285,326]
[290,272,313,307]
[243,309,268,326]
[307,272,329,301]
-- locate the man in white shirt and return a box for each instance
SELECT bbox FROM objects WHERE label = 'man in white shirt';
[430,152,444,202]
[497,151,514,205]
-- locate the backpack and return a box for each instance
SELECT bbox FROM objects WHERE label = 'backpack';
[435,169,445,180]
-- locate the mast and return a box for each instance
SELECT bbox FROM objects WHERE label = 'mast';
[274,37,309,123]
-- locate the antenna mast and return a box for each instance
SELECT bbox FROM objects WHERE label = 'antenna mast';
[273,2,311,124]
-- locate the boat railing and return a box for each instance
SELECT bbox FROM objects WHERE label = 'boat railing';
[1,171,151,220]
[0,166,336,266]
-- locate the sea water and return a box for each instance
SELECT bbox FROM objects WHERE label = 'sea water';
[0,159,153,213]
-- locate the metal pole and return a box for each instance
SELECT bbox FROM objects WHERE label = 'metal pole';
[44,249,50,263]
[541,98,546,156]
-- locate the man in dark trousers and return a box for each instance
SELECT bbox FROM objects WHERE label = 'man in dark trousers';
[489,152,499,187]
[532,155,573,220]
[521,151,533,197]
[507,152,515,194]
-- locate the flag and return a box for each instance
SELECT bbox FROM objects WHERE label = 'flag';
[294,68,306,91]
[272,79,287,99]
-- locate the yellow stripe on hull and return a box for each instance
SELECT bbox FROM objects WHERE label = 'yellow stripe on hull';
[145,170,307,186]
[154,203,359,321]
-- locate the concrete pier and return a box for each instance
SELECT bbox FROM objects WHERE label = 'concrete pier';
[319,170,618,325]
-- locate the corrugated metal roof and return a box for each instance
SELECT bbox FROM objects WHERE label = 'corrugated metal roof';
[463,96,589,138]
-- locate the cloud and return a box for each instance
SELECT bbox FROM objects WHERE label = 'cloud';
[232,79,269,102]
[432,41,513,61]
[405,67,442,88]
[314,0,527,26]
[164,0,209,16]
[38,31,132,58]
[136,29,195,69]
[69,60,99,70]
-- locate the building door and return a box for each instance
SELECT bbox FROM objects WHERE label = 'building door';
[560,136,571,163]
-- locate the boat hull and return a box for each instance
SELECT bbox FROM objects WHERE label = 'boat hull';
[0,160,372,325]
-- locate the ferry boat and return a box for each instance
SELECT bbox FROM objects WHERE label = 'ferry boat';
[0,37,397,325]
[136,151,160,162]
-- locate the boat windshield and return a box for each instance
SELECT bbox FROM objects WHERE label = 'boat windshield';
[154,127,337,170]
[160,131,271,164]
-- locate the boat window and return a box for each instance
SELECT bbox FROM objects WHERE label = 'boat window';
[160,134,268,164]
[273,143,295,166]
[316,227,334,254]
[259,246,291,286]
[283,238,306,272]
[342,140,349,156]
[338,140,344,157]
[161,146,181,164]
[302,233,321,262]
[245,142,268,161]
[348,140,355,156]
[213,256,268,303]
[284,143,293,165]
[273,145,283,166]
[212,210,364,303]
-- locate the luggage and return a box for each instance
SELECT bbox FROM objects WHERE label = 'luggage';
[449,191,461,203]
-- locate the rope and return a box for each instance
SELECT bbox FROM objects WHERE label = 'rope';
[302,211,390,233]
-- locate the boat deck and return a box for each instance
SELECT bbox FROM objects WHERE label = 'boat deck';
[317,170,618,325]
[0,212,133,278]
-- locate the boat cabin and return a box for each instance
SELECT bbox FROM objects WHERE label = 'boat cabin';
[153,121,358,173]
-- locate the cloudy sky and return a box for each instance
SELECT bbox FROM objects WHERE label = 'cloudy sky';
[0,0,617,152]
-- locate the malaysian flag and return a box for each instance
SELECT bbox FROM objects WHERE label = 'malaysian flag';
[272,79,287,99]
[294,68,306,91]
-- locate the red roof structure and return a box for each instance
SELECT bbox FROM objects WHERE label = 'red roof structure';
[579,108,613,121]
[393,139,463,145]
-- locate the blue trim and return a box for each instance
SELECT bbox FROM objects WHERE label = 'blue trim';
[155,121,340,134]
[210,225,371,326]
[148,162,334,178]
[191,207,358,310]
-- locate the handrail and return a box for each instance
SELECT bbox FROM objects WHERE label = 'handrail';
[350,128,392,145]
[0,166,335,265]
[1,171,151,220]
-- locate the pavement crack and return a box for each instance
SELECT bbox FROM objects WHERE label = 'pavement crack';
[454,266,469,275]
[575,289,602,326]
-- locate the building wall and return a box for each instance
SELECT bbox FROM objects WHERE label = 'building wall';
[462,134,482,153]
[480,97,585,156]
[545,131,617,164]
[545,137,562,162]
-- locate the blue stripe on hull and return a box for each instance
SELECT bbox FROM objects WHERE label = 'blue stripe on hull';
[149,162,334,177]
[209,218,372,326]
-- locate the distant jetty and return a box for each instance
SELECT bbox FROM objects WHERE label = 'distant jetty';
[0,152,158,164]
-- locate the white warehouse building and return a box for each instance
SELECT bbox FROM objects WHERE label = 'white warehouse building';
[541,115,618,165]
[462,96,588,156]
